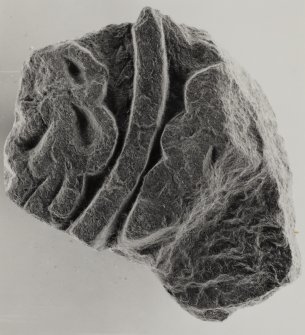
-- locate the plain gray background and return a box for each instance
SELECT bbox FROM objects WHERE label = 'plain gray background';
[0,0,304,334]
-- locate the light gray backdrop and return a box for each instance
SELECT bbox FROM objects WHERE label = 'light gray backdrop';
[0,0,304,334]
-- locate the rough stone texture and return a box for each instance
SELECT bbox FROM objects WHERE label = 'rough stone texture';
[4,7,300,321]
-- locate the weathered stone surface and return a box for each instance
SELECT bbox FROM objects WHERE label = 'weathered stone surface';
[4,7,300,321]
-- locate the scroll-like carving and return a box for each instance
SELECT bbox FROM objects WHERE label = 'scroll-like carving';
[4,7,300,321]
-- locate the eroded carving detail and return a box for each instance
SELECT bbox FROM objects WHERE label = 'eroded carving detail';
[4,7,300,321]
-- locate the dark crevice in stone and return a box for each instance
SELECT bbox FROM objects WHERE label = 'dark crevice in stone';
[18,132,46,152]
[71,103,94,146]
[64,58,85,84]
[211,146,219,165]
[23,95,34,102]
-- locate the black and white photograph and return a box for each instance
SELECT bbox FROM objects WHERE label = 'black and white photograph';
[0,1,304,334]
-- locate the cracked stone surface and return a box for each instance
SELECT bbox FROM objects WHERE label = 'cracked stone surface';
[4,7,300,321]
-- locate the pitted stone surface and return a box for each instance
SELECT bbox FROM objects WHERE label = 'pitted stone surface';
[4,7,300,321]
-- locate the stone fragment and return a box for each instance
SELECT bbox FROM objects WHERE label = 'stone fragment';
[4,7,300,321]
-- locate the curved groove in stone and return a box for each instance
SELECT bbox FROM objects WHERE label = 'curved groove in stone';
[71,103,94,146]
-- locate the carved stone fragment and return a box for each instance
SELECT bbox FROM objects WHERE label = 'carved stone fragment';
[4,7,300,321]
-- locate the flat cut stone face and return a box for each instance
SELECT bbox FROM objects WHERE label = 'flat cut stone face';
[4,7,300,321]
